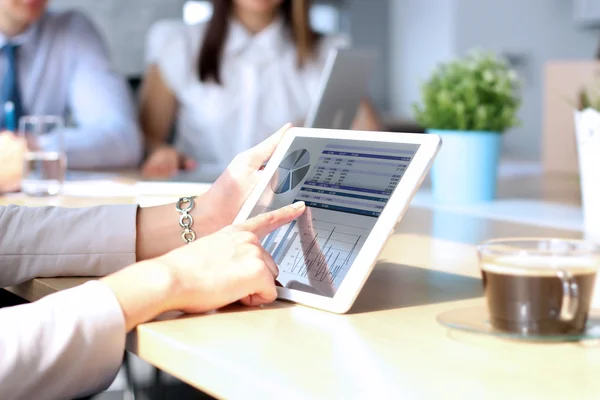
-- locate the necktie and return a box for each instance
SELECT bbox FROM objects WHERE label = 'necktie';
[1,43,23,131]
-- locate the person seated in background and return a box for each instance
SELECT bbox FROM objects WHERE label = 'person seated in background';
[139,0,382,179]
[0,130,24,192]
[0,0,142,190]
[0,126,304,399]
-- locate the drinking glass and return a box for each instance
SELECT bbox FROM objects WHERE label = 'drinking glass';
[478,238,600,335]
[19,116,67,196]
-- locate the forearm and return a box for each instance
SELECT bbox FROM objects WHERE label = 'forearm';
[63,124,143,169]
[135,196,220,261]
[144,138,169,153]
[139,65,177,153]
[140,115,170,152]
[101,260,175,331]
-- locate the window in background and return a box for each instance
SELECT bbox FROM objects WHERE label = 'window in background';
[183,0,340,33]
[183,1,212,25]
[310,4,340,34]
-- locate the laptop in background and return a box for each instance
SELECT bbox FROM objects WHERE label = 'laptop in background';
[304,48,377,130]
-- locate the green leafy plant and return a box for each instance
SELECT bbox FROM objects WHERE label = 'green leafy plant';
[577,83,600,111]
[412,49,522,132]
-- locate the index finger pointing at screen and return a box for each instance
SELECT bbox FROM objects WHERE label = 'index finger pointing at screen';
[239,202,306,240]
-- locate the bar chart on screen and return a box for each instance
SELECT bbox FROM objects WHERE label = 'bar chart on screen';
[262,207,373,293]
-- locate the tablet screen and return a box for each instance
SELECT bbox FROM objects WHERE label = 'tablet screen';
[249,137,420,297]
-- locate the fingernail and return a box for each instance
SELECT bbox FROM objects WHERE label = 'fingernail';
[291,201,305,209]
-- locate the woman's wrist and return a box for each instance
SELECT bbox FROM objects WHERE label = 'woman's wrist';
[146,141,170,154]
[101,260,176,331]
[135,196,220,261]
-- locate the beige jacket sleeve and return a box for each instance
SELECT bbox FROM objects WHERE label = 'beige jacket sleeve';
[0,204,138,399]
[0,204,138,287]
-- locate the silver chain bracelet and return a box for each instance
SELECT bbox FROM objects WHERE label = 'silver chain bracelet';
[176,196,196,244]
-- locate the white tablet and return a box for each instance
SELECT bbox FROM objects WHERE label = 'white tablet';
[234,128,441,313]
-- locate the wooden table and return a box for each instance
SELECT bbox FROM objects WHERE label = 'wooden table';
[3,179,599,399]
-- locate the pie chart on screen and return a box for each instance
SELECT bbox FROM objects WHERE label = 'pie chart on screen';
[271,149,311,194]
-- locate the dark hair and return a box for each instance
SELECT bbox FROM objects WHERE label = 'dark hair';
[199,0,321,84]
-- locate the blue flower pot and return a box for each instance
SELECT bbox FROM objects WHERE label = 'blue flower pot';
[427,129,501,205]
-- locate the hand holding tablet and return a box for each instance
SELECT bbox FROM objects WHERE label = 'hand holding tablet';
[234,127,441,313]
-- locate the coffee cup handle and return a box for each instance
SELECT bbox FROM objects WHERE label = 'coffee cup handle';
[557,269,579,321]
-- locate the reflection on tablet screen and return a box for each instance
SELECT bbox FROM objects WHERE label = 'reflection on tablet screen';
[249,138,420,297]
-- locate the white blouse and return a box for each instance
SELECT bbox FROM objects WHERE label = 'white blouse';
[147,18,349,171]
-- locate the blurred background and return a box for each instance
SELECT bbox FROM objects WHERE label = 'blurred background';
[50,0,600,164]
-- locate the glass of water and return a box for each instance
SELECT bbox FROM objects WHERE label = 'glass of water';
[19,116,67,196]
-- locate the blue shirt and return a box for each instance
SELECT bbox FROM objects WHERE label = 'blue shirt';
[0,10,142,168]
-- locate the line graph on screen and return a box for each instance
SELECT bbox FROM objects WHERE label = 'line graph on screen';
[262,211,370,289]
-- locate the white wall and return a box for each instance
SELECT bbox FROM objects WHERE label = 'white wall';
[342,0,391,111]
[389,0,600,161]
[51,0,187,76]
[455,0,599,160]
[389,0,457,118]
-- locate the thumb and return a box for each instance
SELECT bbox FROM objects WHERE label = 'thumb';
[238,201,306,239]
[245,123,292,170]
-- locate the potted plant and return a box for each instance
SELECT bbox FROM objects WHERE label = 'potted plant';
[574,84,600,241]
[412,50,522,205]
